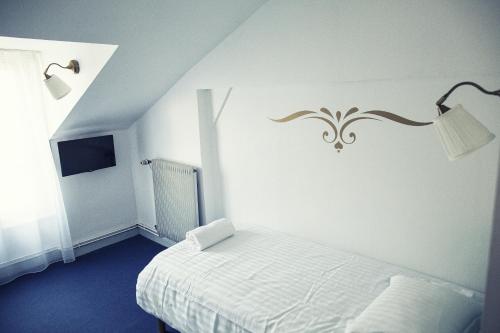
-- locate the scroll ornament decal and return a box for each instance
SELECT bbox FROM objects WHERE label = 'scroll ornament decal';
[270,107,432,152]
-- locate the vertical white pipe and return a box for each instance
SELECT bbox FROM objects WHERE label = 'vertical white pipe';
[197,89,226,224]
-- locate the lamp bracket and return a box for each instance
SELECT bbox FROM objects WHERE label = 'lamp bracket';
[43,60,80,79]
[436,81,500,114]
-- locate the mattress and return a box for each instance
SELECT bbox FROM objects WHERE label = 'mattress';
[136,227,483,333]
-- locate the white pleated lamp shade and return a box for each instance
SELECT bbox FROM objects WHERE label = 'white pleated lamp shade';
[433,104,495,160]
[44,74,71,100]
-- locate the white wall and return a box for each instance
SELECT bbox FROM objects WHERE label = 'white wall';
[130,0,500,292]
[215,82,499,292]
[0,37,134,246]
[130,87,203,229]
[51,129,137,245]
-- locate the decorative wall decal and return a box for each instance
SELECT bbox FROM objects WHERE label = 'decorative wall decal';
[270,107,432,152]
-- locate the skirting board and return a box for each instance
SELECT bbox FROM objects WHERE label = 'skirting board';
[137,223,177,248]
[74,224,176,257]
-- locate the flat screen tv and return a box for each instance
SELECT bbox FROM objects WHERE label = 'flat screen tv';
[58,135,116,177]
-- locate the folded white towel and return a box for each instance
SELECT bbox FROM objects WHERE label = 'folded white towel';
[185,218,235,251]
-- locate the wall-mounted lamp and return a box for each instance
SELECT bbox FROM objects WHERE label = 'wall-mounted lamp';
[433,82,500,160]
[43,60,80,100]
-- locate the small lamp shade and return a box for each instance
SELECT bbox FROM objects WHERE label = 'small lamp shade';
[44,74,71,100]
[433,104,495,160]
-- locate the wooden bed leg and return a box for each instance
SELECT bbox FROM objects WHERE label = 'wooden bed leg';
[157,319,167,333]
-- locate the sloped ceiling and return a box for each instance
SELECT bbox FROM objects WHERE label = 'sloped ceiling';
[0,36,117,138]
[0,0,267,137]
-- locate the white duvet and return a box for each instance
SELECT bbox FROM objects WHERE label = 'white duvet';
[136,227,483,333]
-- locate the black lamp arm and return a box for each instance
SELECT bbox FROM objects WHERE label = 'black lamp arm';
[43,60,80,79]
[436,81,500,114]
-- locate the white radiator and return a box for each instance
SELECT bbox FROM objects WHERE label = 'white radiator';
[151,159,199,242]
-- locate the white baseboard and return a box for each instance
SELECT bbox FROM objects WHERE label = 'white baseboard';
[137,223,177,247]
[74,225,139,257]
[73,224,176,257]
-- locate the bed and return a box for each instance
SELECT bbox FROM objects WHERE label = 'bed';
[136,226,483,333]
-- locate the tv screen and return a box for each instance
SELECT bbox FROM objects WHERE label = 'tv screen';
[58,135,116,177]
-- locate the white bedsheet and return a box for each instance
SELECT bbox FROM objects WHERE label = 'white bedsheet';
[136,227,483,333]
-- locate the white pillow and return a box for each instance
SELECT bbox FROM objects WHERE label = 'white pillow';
[346,275,482,333]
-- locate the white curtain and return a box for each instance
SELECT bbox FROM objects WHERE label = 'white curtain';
[0,49,74,284]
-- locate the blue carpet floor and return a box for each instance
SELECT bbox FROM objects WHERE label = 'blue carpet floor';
[0,235,178,333]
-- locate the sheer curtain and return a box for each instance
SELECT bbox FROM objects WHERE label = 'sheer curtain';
[0,49,74,284]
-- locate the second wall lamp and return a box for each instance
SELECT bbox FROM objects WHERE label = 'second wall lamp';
[433,82,500,160]
[43,60,80,100]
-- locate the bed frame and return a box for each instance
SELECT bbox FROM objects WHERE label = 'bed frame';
[157,319,167,333]
[158,318,179,333]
